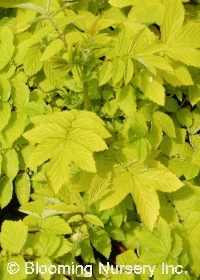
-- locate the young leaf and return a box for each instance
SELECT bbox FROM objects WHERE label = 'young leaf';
[11,77,30,109]
[84,214,104,227]
[15,173,30,205]
[0,101,11,131]
[41,216,72,235]
[109,0,134,8]
[0,27,14,70]
[116,85,136,116]
[23,45,43,75]
[87,173,111,206]
[1,256,26,280]
[89,227,111,259]
[80,238,95,263]
[134,168,184,193]
[135,70,166,105]
[111,58,125,85]
[124,58,134,85]
[0,176,13,209]
[32,232,61,257]
[131,178,160,231]
[19,200,46,218]
[153,111,176,138]
[99,61,112,86]
[3,111,26,145]
[1,220,28,253]
[161,0,184,45]
[176,108,193,127]
[100,172,132,211]
[23,110,110,192]
[0,76,11,101]
[41,39,63,61]
[2,149,19,180]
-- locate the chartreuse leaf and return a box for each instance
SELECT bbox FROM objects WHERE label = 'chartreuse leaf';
[2,111,26,145]
[122,113,148,140]
[0,101,10,131]
[52,238,74,258]
[130,28,172,74]
[176,22,200,49]
[84,214,104,227]
[87,173,111,206]
[11,77,30,109]
[190,108,200,134]
[89,227,111,259]
[132,176,160,231]
[101,99,118,117]
[15,173,30,205]
[183,160,199,180]
[131,167,183,230]
[161,1,200,66]
[170,233,183,260]
[109,0,134,7]
[124,58,134,86]
[192,149,200,167]
[111,58,125,85]
[100,172,132,211]
[19,200,46,218]
[23,110,110,192]
[135,70,165,105]
[44,203,81,214]
[0,256,26,280]
[135,218,171,264]
[41,39,63,61]
[189,83,200,106]
[99,61,112,86]
[161,0,184,45]
[128,1,165,26]
[2,148,19,180]
[116,85,136,116]
[16,8,36,32]
[80,238,95,263]
[176,108,193,127]
[31,232,61,257]
[23,45,43,76]
[45,147,71,193]
[0,27,14,70]
[134,168,184,193]
[0,76,11,101]
[166,47,200,67]
[153,111,176,138]
[159,61,194,87]
[1,220,28,253]
[0,176,13,209]
[41,216,72,235]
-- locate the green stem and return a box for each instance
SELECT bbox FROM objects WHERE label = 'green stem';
[49,17,68,49]
[83,82,90,111]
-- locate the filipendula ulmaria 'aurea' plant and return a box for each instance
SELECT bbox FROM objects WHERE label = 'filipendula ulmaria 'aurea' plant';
[0,0,200,279]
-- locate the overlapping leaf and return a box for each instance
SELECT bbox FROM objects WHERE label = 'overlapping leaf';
[23,110,110,192]
[161,0,200,66]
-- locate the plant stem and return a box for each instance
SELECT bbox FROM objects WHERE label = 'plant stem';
[49,17,68,49]
[83,82,90,111]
